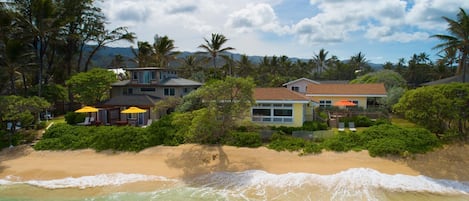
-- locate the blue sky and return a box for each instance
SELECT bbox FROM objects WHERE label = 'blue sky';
[97,0,469,64]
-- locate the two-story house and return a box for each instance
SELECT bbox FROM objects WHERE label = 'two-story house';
[98,67,202,125]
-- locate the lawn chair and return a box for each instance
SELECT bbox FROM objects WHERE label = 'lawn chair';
[77,117,91,126]
[349,122,357,132]
[338,122,345,132]
[142,119,153,128]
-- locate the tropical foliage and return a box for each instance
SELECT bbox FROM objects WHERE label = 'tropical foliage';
[393,83,469,137]
[66,68,117,105]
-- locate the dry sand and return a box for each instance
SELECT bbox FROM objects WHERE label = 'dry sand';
[0,144,468,181]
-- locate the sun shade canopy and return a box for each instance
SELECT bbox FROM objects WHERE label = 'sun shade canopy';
[75,106,99,113]
[121,106,146,114]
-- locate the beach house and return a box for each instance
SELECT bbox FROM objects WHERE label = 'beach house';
[251,88,313,127]
[305,83,387,109]
[98,67,202,125]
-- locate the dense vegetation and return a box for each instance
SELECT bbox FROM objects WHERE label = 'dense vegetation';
[394,83,469,138]
[35,119,440,158]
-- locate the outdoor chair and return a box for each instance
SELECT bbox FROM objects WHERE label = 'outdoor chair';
[142,119,153,128]
[348,122,357,132]
[77,117,91,126]
[338,122,345,132]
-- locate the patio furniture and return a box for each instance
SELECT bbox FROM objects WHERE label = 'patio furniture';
[349,122,357,132]
[338,122,345,132]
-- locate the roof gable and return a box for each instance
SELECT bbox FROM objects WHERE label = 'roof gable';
[254,88,310,102]
[282,77,320,86]
[306,83,387,96]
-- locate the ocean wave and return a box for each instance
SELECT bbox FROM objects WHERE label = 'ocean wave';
[0,173,177,189]
[191,168,469,197]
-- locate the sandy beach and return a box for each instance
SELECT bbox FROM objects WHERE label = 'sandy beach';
[0,144,468,181]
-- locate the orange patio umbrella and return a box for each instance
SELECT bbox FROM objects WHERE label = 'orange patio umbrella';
[334,100,357,107]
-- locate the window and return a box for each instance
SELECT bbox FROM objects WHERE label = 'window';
[141,88,156,92]
[151,71,156,80]
[183,88,189,93]
[319,100,332,107]
[132,72,137,80]
[291,86,299,92]
[138,71,151,84]
[124,88,133,95]
[274,109,292,116]
[252,104,293,123]
[253,109,271,116]
[164,88,175,96]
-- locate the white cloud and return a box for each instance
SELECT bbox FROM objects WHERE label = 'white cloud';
[365,26,429,42]
[406,0,469,30]
[225,3,287,34]
[96,0,469,61]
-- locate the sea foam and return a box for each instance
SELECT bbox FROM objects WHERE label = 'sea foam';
[0,173,177,189]
[192,168,469,196]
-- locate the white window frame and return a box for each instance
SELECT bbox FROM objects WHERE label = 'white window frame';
[319,100,332,107]
[164,88,175,96]
[252,103,294,123]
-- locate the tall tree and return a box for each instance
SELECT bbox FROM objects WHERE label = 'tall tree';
[350,52,372,75]
[152,35,178,68]
[131,41,153,67]
[198,33,234,68]
[66,68,116,105]
[432,8,469,82]
[312,48,329,75]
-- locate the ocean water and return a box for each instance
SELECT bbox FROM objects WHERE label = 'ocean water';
[0,168,468,201]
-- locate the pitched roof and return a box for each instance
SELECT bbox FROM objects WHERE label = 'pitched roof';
[99,95,160,107]
[282,77,320,86]
[306,83,387,96]
[421,73,469,86]
[160,78,203,86]
[254,88,311,102]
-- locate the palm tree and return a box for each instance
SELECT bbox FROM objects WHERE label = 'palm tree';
[153,35,178,67]
[312,48,329,74]
[432,8,469,82]
[198,33,235,68]
[131,41,153,67]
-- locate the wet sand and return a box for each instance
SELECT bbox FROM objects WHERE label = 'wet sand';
[0,144,468,181]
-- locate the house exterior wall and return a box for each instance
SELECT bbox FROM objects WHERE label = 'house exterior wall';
[250,102,307,127]
[310,96,368,108]
[284,80,319,93]
[111,86,197,98]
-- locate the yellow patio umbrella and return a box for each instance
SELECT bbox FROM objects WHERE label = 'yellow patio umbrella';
[121,106,147,126]
[75,106,99,113]
[121,106,146,114]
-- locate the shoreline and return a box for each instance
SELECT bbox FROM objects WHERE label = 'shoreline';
[0,144,468,182]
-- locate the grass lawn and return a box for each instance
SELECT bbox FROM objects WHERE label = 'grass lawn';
[391,117,418,128]
[46,115,65,126]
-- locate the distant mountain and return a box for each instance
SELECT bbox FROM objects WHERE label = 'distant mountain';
[90,46,383,70]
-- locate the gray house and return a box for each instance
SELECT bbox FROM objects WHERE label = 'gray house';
[98,67,202,125]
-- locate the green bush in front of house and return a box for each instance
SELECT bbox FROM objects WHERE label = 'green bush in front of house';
[223,131,262,148]
[320,124,440,157]
[64,112,86,125]
[267,132,322,154]
[34,117,183,152]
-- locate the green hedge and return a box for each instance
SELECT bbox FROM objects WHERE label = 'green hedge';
[271,121,328,134]
[34,116,183,152]
[223,131,262,148]
[64,112,86,125]
[267,132,322,154]
[321,124,440,157]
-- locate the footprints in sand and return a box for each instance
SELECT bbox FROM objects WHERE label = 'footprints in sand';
[201,154,219,165]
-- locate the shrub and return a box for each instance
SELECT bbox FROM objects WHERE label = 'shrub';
[64,112,86,125]
[303,143,323,154]
[224,131,262,148]
[146,115,183,146]
[367,138,406,157]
